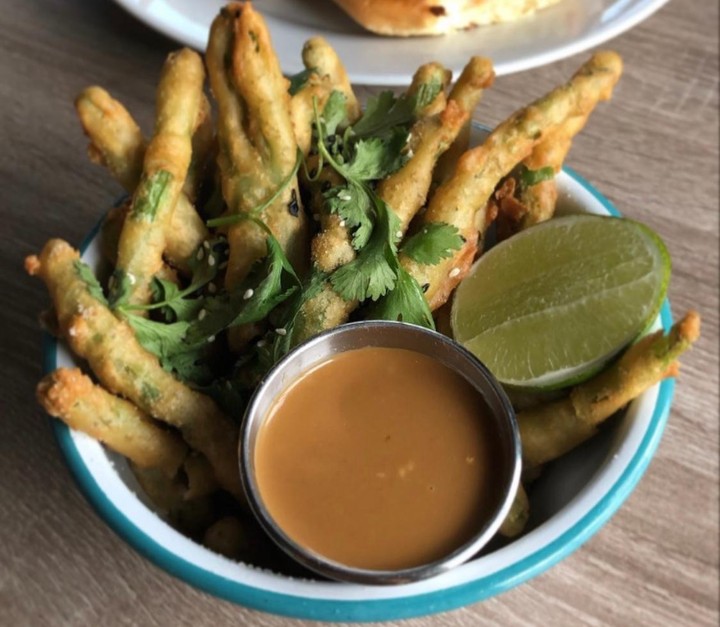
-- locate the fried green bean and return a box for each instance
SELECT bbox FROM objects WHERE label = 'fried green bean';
[131,464,216,538]
[183,94,216,203]
[75,86,209,272]
[302,36,361,123]
[202,516,251,559]
[402,51,623,311]
[207,4,309,290]
[37,367,188,478]
[111,49,205,306]
[290,73,334,156]
[26,239,243,498]
[498,483,530,538]
[311,61,452,276]
[495,113,592,240]
[519,311,700,468]
[292,59,494,345]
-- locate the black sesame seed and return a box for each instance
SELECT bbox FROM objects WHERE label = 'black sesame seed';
[288,189,299,217]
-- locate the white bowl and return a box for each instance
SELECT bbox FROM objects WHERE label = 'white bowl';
[44,128,673,621]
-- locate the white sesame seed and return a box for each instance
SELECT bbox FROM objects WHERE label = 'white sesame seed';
[257,340,266,348]
[275,328,287,336]
[339,220,346,227]
[407,149,414,159]
[127,273,136,285]
[198,309,207,321]
[338,192,351,201]
[68,326,77,337]
[449,267,461,278]
[406,132,413,143]
[243,288,254,300]
[207,255,216,267]
[207,335,216,343]
[196,248,205,261]
[203,240,211,250]
[395,230,403,239]
[207,282,217,294]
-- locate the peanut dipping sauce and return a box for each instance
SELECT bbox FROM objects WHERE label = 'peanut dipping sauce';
[254,346,503,571]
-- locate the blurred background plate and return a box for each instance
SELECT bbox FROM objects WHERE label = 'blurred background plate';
[111,0,671,84]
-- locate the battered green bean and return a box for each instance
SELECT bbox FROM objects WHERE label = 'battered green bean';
[519,311,700,468]
[26,239,243,498]
[402,51,623,311]
[111,49,205,306]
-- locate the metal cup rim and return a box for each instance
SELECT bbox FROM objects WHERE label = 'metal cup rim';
[239,320,522,585]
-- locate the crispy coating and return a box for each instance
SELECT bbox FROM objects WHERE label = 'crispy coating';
[302,36,361,122]
[37,368,188,478]
[207,3,309,290]
[183,94,216,203]
[113,49,205,306]
[519,311,700,468]
[26,239,243,498]
[496,113,591,239]
[75,86,209,272]
[311,61,453,276]
[498,483,530,538]
[202,516,251,558]
[290,73,334,156]
[293,59,493,345]
[131,464,216,537]
[403,51,624,311]
[75,86,146,191]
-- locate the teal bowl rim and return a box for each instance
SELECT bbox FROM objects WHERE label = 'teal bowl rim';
[43,168,675,622]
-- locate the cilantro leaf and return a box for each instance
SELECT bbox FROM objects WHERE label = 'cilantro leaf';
[322,90,348,136]
[324,182,373,250]
[150,278,204,322]
[184,234,300,344]
[365,265,435,329]
[330,197,400,301]
[400,222,464,265]
[73,260,107,305]
[124,315,214,383]
[351,80,442,140]
[343,130,408,181]
[518,164,555,188]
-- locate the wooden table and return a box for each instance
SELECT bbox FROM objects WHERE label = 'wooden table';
[2,0,717,624]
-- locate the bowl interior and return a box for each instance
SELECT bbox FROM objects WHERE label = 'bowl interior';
[47,125,673,621]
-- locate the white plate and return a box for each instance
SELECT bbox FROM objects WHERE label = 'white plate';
[44,124,675,620]
[112,0,670,84]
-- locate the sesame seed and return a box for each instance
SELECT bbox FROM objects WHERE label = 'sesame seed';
[127,273,136,285]
[339,219,346,227]
[207,255,216,267]
[243,288,254,300]
[338,192,351,201]
[196,248,205,261]
[257,340,266,348]
[198,309,207,321]
[203,241,210,250]
[207,335,216,343]
[275,328,287,336]
[406,132,413,143]
[395,230,403,239]
[449,267,461,278]
[407,149,414,159]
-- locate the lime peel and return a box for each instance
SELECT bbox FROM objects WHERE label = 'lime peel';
[451,215,670,391]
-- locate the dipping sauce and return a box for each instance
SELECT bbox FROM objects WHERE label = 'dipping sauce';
[254,346,502,571]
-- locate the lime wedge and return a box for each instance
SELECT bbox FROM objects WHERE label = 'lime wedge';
[451,215,670,391]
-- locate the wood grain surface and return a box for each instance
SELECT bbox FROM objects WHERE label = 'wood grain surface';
[1,0,717,625]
